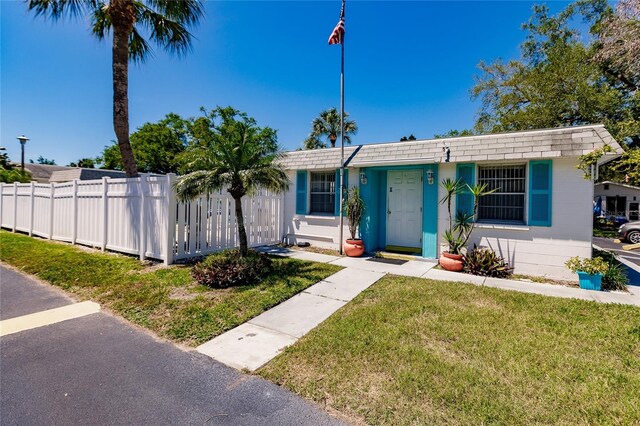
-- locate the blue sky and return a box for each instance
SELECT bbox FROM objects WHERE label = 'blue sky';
[1,1,570,166]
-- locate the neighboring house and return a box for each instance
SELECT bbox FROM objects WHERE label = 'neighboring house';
[21,164,72,183]
[280,124,623,279]
[49,168,126,183]
[21,164,128,183]
[594,181,640,221]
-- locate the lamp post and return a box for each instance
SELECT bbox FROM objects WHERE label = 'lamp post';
[17,135,29,171]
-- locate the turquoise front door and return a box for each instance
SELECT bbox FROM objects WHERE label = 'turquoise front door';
[359,164,439,258]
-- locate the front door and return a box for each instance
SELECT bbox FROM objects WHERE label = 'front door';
[386,170,422,250]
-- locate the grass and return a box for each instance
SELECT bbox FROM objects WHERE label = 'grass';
[259,274,640,425]
[0,230,341,346]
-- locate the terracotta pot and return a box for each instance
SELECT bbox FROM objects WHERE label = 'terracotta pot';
[439,251,464,271]
[344,239,365,257]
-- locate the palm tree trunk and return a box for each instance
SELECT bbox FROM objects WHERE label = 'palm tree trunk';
[111,1,138,178]
[233,196,249,256]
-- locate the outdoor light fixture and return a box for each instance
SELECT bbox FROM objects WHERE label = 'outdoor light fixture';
[17,135,29,171]
[360,171,367,185]
[426,168,434,185]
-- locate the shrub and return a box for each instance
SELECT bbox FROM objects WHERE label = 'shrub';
[192,249,273,289]
[593,249,629,291]
[463,245,513,278]
[565,256,609,275]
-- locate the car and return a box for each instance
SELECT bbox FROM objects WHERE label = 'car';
[618,221,640,244]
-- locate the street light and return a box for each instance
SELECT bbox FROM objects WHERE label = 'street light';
[17,135,29,171]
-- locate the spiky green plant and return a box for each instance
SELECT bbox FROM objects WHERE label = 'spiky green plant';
[463,245,513,278]
[344,187,365,240]
[439,178,496,255]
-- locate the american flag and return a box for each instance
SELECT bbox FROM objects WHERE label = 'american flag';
[328,1,345,45]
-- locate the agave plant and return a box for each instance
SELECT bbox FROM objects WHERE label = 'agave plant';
[440,178,496,255]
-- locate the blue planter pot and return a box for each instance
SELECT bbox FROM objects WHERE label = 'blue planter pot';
[577,271,603,291]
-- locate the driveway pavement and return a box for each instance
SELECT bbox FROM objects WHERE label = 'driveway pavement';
[0,265,344,426]
[593,236,640,267]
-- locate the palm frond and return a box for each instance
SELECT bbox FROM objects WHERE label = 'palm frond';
[175,170,230,202]
[27,0,97,20]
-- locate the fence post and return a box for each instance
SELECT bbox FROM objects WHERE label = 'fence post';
[0,183,4,228]
[101,177,108,251]
[49,183,55,239]
[164,173,176,266]
[12,182,18,232]
[28,182,35,236]
[138,176,147,261]
[71,179,78,244]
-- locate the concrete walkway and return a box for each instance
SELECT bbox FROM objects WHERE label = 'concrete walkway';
[198,267,385,371]
[198,246,640,372]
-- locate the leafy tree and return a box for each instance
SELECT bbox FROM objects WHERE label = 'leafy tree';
[0,150,31,183]
[592,0,640,93]
[27,0,204,178]
[303,108,358,149]
[400,134,417,141]
[0,169,31,184]
[101,113,189,174]
[612,148,640,186]
[68,158,97,168]
[433,129,476,139]
[471,0,639,147]
[30,156,56,165]
[175,107,288,256]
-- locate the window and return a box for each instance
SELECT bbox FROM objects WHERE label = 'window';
[310,172,335,214]
[478,165,526,223]
[604,184,610,190]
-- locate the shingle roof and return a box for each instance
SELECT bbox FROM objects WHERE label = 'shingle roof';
[279,124,623,170]
[278,145,360,170]
[49,168,127,183]
[21,164,73,183]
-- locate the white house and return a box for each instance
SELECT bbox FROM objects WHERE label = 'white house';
[279,124,623,280]
[594,181,640,221]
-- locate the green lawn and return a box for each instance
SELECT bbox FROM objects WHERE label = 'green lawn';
[259,275,640,425]
[0,230,340,346]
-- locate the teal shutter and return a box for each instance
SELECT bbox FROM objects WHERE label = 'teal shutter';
[456,163,475,217]
[334,169,348,216]
[296,170,307,215]
[528,160,552,226]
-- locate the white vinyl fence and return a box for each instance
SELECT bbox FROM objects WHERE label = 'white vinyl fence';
[0,174,284,264]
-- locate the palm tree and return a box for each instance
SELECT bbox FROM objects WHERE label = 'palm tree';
[176,107,289,257]
[304,108,358,149]
[27,0,204,178]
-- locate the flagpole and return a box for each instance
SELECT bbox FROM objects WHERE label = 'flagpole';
[338,0,346,255]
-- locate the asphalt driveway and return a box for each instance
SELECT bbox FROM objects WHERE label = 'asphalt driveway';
[0,266,344,426]
[593,237,640,285]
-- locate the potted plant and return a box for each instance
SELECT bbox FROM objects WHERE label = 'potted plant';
[565,256,609,291]
[439,178,495,271]
[343,186,365,257]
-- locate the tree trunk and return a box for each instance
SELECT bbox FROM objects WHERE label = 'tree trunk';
[111,0,138,178]
[329,134,337,148]
[233,196,249,256]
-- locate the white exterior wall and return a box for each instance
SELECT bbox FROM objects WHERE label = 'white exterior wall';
[282,169,358,249]
[282,158,592,279]
[438,158,592,280]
